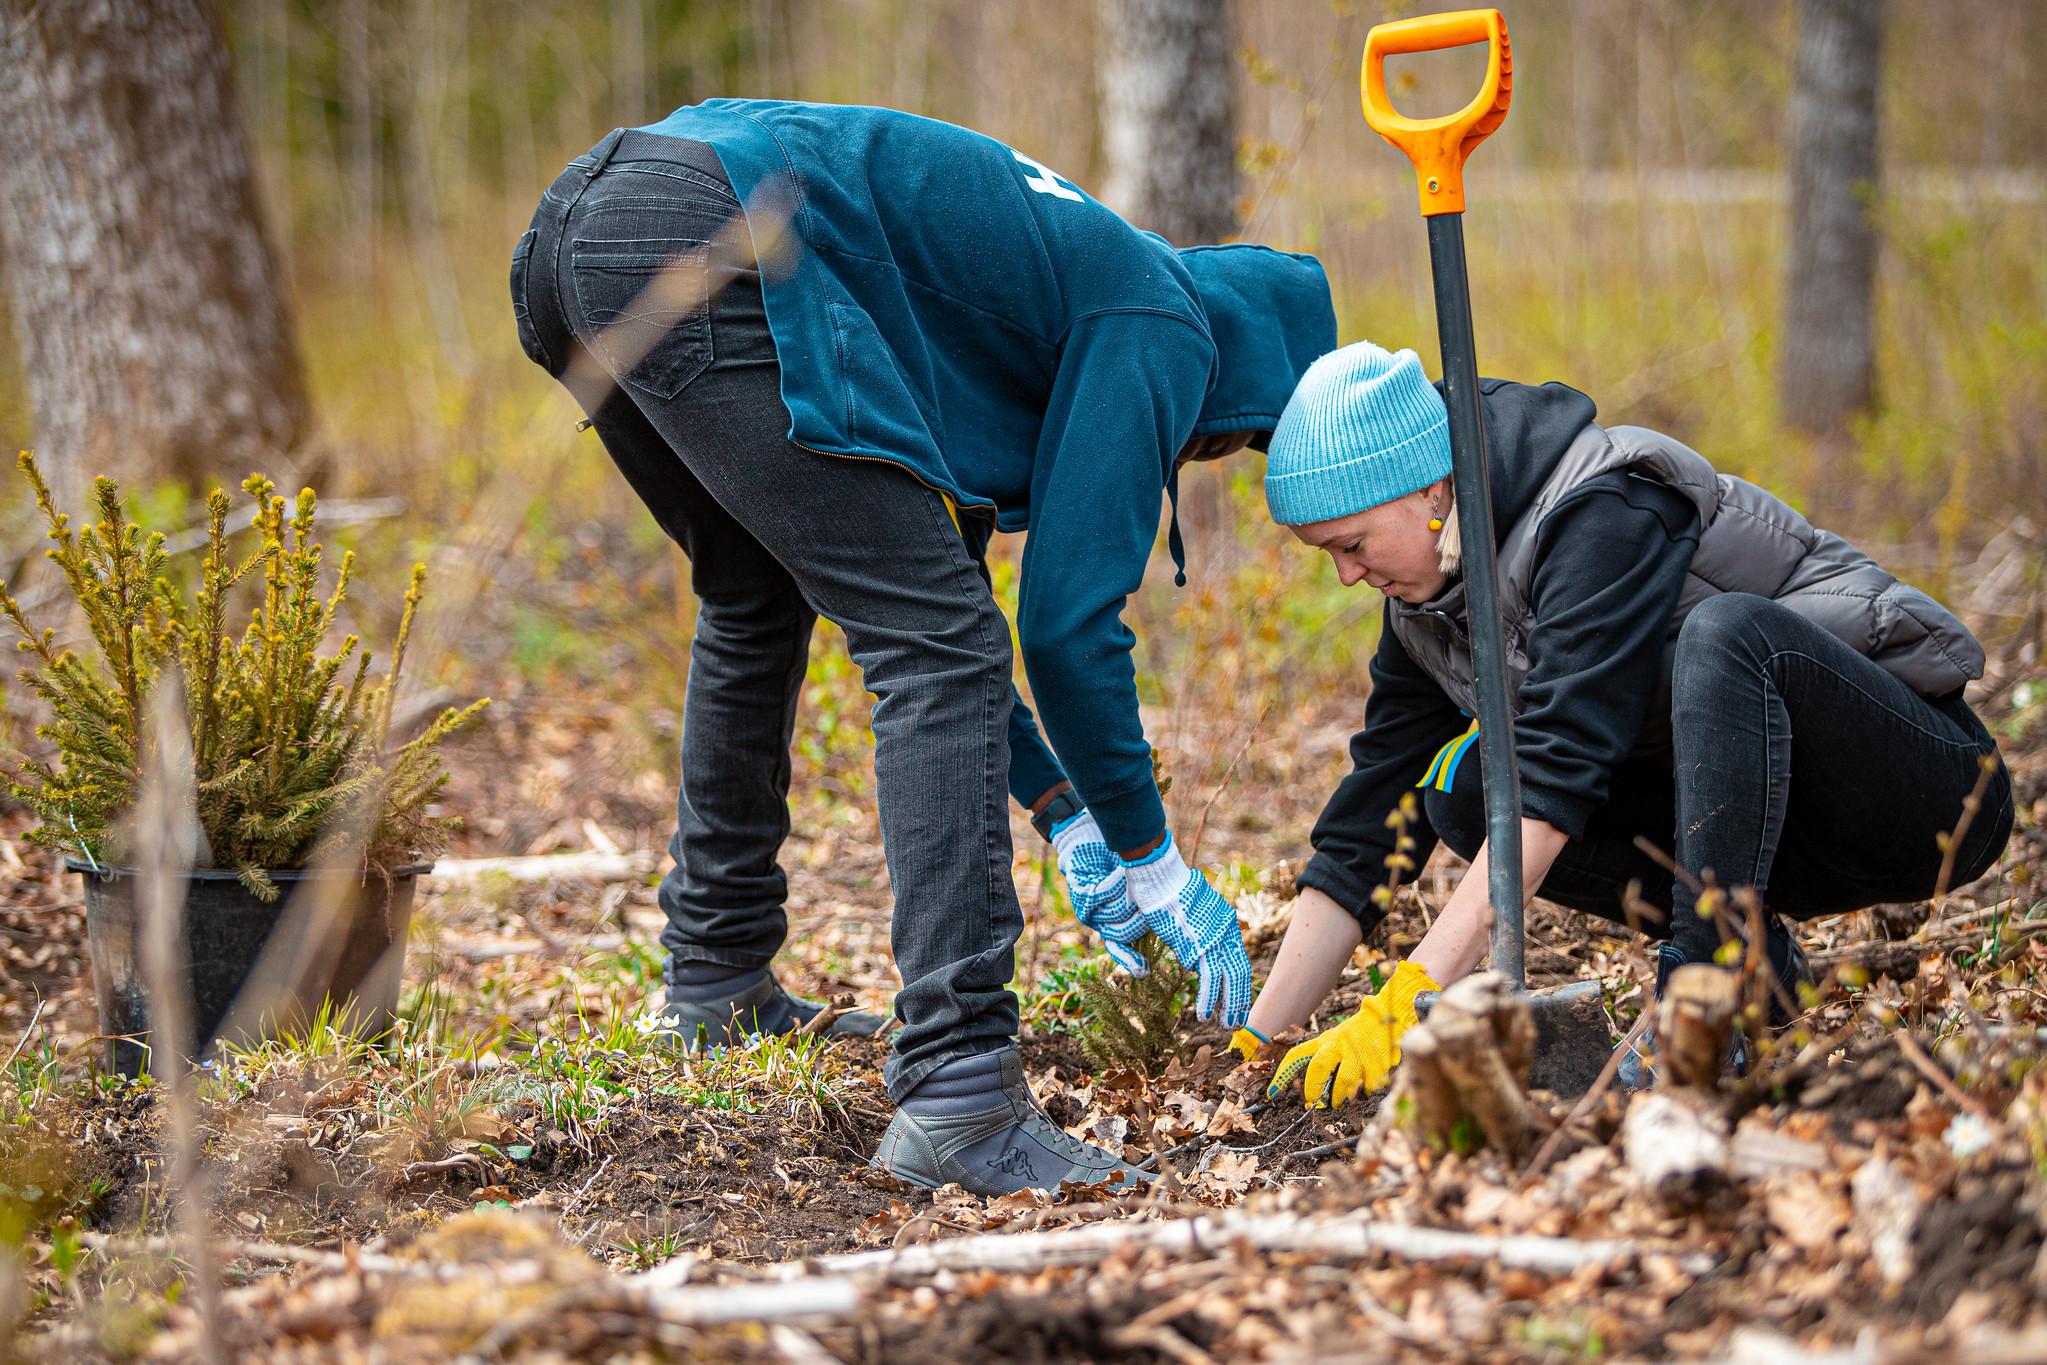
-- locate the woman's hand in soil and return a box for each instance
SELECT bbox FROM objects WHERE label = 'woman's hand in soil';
[1049,809,1151,977]
[1119,832,1254,1029]
[1267,960,1440,1108]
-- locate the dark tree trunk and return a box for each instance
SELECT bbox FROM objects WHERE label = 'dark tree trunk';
[0,0,310,507]
[1780,0,1884,438]
[1097,0,1240,246]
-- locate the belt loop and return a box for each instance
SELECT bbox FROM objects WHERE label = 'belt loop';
[583,128,628,185]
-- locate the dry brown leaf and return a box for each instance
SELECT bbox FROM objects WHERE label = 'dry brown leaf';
[1205,1097,1259,1138]
[1766,1175,1851,1249]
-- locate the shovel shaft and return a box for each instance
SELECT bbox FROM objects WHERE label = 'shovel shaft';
[1426,213,1524,988]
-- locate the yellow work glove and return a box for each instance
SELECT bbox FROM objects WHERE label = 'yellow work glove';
[1228,1027,1269,1063]
[1266,961,1440,1109]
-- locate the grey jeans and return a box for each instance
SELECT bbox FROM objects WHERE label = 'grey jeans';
[512,129,1022,1100]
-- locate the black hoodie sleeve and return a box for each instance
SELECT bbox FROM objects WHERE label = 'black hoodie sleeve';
[1515,470,1701,835]
[1296,605,1468,933]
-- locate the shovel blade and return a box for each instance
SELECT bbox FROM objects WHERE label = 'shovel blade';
[1413,978,1614,1099]
[1525,979,1612,1098]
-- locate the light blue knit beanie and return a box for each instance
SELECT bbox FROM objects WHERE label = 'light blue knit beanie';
[1263,342,1452,526]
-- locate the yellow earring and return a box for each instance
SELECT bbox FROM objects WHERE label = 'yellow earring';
[1428,514,1445,532]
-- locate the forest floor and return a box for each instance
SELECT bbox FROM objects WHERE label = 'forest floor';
[4,686,2047,1361]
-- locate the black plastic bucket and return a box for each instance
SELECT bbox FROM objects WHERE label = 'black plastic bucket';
[67,858,429,1077]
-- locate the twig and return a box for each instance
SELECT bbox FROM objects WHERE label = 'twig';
[1932,756,1999,910]
[1279,1137,1358,1167]
[1217,1114,1308,1156]
[1891,1026,1997,1122]
[445,933,627,962]
[798,995,855,1038]
[1187,701,1270,867]
[1630,837,1707,897]
[2,995,45,1069]
[402,1150,487,1179]
[1134,1091,1184,1200]
[565,1154,618,1245]
[1525,1008,1653,1178]
[135,674,224,1365]
[767,1324,846,1365]
[1107,1321,1217,1365]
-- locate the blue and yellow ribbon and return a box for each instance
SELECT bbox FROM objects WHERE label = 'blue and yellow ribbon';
[1417,718,1481,794]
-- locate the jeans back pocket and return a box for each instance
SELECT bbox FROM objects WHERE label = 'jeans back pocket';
[510,228,556,372]
[569,236,714,401]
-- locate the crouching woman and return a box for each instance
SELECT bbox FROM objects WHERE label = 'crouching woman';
[1238,341,2013,1105]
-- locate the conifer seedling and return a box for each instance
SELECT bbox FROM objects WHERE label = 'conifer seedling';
[0,452,488,899]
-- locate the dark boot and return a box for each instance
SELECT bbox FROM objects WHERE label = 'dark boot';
[873,1050,1150,1196]
[663,966,887,1053]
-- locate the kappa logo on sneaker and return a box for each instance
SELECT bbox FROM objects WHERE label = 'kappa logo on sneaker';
[985,1144,1038,1182]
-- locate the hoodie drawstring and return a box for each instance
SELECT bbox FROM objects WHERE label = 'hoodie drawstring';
[1166,470,1188,587]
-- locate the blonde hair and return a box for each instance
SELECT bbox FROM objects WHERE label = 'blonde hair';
[1435,500,1461,576]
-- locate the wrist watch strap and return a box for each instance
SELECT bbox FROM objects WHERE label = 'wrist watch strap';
[1030,787,1085,843]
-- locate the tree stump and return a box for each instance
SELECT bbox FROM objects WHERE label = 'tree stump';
[1657,965,1744,1091]
[1383,974,1547,1159]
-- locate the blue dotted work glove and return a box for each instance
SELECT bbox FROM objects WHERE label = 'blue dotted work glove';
[1051,811,1150,977]
[1120,832,1253,1030]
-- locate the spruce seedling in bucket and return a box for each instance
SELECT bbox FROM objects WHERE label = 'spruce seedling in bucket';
[0,452,489,1072]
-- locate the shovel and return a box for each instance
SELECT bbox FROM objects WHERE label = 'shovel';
[1359,8,1609,1097]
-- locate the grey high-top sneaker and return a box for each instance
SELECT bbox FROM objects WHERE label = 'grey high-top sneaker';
[664,967,888,1054]
[872,1049,1152,1196]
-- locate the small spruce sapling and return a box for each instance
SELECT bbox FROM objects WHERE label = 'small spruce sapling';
[1075,932,1194,1075]
[0,453,488,899]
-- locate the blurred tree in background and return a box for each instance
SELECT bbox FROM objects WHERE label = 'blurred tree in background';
[0,0,310,511]
[1782,0,1884,443]
[1099,0,1240,245]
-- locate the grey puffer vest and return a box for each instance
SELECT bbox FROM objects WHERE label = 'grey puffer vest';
[1388,423,1984,728]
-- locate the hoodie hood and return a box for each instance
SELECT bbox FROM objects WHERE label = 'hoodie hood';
[1176,244,1337,439]
[1454,377,1601,535]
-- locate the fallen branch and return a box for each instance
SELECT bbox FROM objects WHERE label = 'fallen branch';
[670,1208,1713,1291]
[444,933,626,962]
[1810,940,1926,982]
[426,850,657,885]
[637,1278,861,1325]
[83,1231,862,1330]
[797,994,857,1038]
[78,1232,413,1277]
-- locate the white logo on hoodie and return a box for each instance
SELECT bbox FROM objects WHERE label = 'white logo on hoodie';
[1012,149,1082,202]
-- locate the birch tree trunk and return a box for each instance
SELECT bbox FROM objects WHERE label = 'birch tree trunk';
[1097,0,1240,246]
[1780,0,1884,438]
[0,0,311,507]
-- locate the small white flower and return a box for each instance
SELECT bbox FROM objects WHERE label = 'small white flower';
[632,1009,680,1036]
[1943,1110,1997,1161]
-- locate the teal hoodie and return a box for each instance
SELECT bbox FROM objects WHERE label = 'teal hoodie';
[637,99,1336,848]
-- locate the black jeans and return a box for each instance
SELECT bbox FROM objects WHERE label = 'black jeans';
[512,130,1022,1100]
[1427,593,2013,962]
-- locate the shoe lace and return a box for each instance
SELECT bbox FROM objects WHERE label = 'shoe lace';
[1024,1098,1112,1164]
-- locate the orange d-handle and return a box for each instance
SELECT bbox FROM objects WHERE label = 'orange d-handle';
[1361,9,1513,217]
